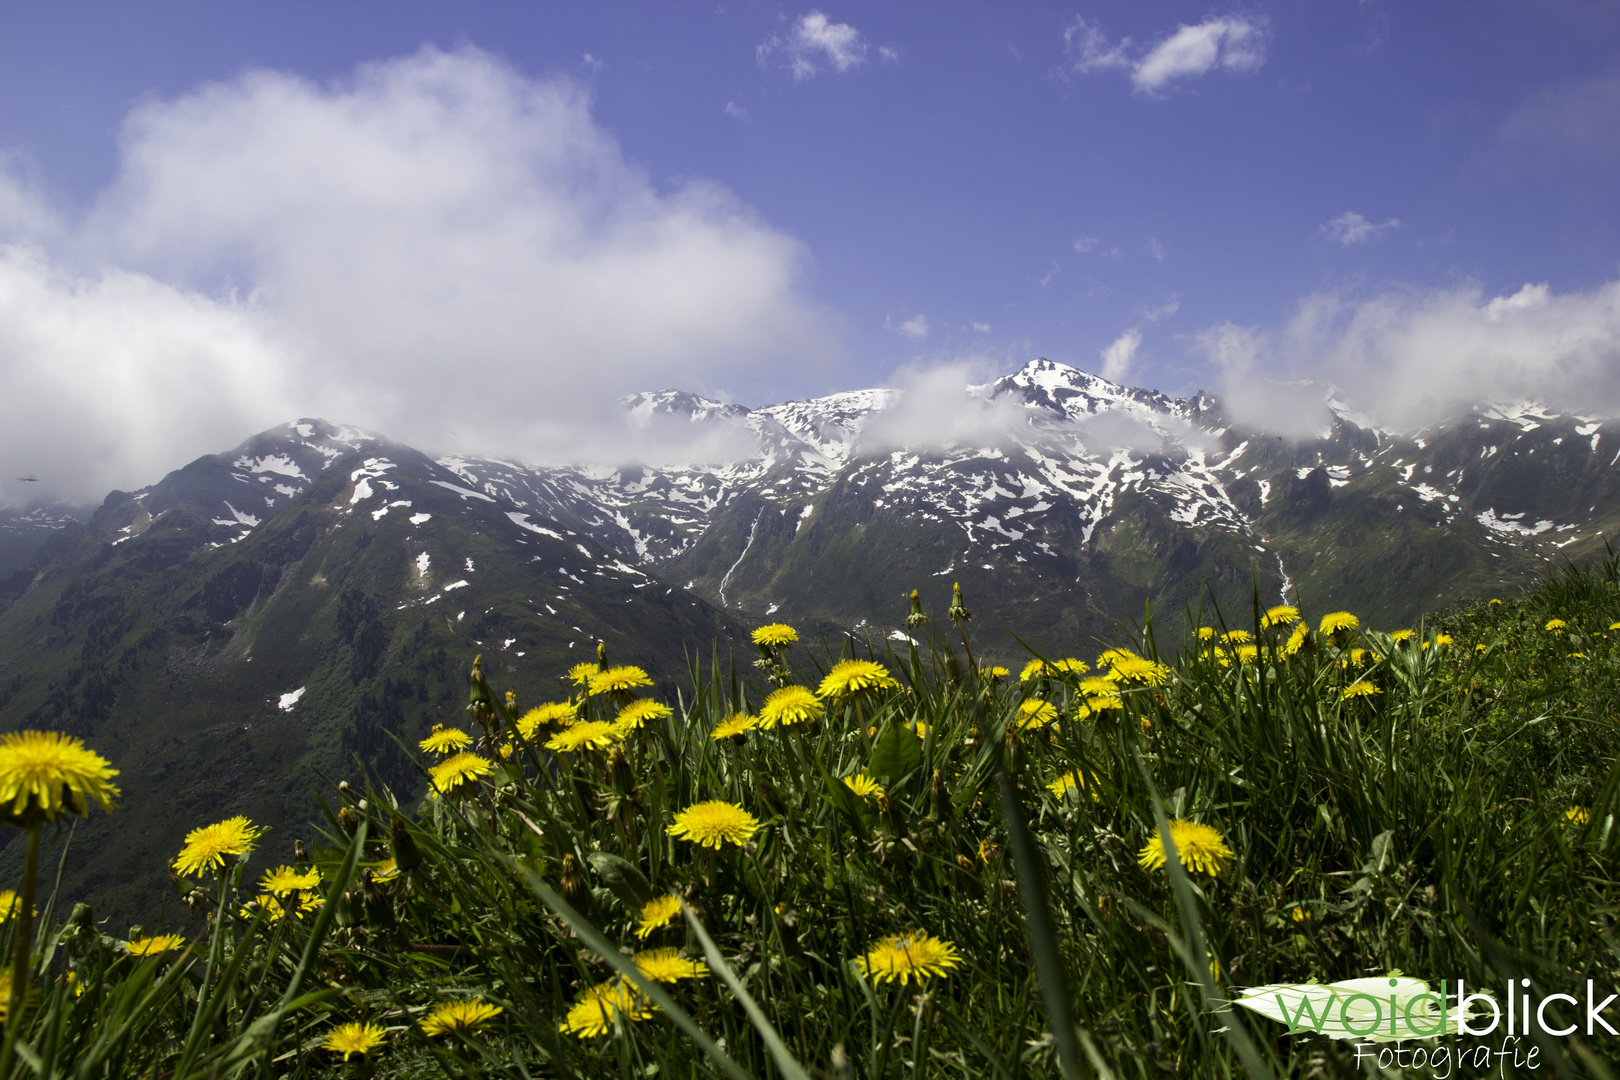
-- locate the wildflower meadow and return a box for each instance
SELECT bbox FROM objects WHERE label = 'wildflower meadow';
[1,559,1619,1078]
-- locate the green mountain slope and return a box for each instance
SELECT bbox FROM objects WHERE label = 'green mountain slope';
[0,426,747,926]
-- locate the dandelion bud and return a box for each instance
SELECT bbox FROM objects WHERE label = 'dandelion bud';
[560,853,587,904]
[338,806,358,832]
[930,768,950,820]
[597,642,609,669]
[905,588,928,629]
[293,839,308,870]
[506,688,517,711]
[390,816,423,874]
[947,581,971,623]
[955,854,976,874]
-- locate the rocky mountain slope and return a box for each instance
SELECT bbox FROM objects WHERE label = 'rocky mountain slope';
[0,420,746,925]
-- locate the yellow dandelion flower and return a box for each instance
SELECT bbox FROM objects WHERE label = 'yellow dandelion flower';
[751,623,799,648]
[1073,677,1116,696]
[420,999,503,1037]
[977,838,999,864]
[0,892,26,923]
[1109,656,1169,685]
[614,699,674,734]
[1431,633,1453,647]
[1262,605,1301,628]
[124,933,186,957]
[517,702,576,740]
[1342,680,1381,699]
[758,685,824,729]
[174,816,263,876]
[566,662,599,689]
[711,713,759,740]
[545,721,618,753]
[979,665,1010,679]
[911,720,932,740]
[636,895,683,939]
[322,1021,386,1060]
[1017,699,1058,729]
[259,865,321,897]
[418,726,472,755]
[1234,644,1259,665]
[1138,820,1233,877]
[1196,626,1217,641]
[1285,623,1310,654]
[1096,647,1141,668]
[1391,629,1415,643]
[0,730,119,823]
[428,753,494,794]
[1564,807,1590,827]
[371,859,399,882]
[1545,618,1568,631]
[844,774,886,799]
[1319,611,1359,635]
[1290,905,1313,923]
[237,893,283,922]
[1051,658,1089,676]
[818,659,901,699]
[589,666,653,696]
[1046,770,1100,801]
[1570,652,1588,659]
[856,932,962,986]
[560,981,655,1038]
[1019,658,1053,682]
[667,801,761,848]
[633,948,709,983]
[1222,630,1252,644]
[1081,694,1124,713]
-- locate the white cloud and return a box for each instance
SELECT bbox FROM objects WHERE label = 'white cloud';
[971,321,990,333]
[1146,236,1166,260]
[877,45,900,64]
[1072,235,1099,253]
[1322,210,1401,245]
[758,12,869,80]
[860,361,1030,452]
[0,46,833,504]
[1138,294,1180,322]
[1099,328,1141,383]
[1063,17,1132,74]
[1065,15,1268,96]
[1199,278,1620,434]
[581,53,606,74]
[887,313,929,339]
[1037,260,1061,288]
[724,100,750,120]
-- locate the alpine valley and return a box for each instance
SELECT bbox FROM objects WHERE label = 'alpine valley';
[2,357,1616,923]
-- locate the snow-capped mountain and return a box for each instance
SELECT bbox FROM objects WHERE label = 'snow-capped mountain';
[429,357,1617,644]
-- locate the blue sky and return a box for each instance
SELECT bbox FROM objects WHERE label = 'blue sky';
[2,2,1619,498]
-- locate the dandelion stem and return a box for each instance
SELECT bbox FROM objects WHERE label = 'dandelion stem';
[0,822,41,1075]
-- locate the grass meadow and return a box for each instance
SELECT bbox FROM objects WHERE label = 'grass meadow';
[3,560,1620,1078]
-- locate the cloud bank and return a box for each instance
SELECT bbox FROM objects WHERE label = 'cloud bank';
[1201,279,1620,436]
[0,47,832,505]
